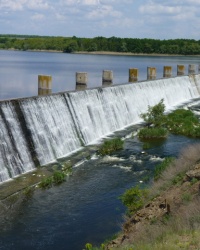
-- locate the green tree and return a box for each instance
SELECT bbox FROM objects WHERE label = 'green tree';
[63,40,78,53]
[140,99,166,128]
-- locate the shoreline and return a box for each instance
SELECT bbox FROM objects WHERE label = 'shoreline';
[2,48,200,57]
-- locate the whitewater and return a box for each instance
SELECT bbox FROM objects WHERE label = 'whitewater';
[0,74,200,183]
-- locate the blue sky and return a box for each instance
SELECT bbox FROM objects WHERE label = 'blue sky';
[0,0,200,39]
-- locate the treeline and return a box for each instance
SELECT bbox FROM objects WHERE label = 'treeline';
[0,35,200,55]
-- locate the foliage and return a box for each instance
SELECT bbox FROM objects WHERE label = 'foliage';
[154,157,175,180]
[140,99,166,128]
[139,103,200,139]
[1,34,200,55]
[39,170,66,189]
[99,137,124,156]
[166,109,200,137]
[138,127,168,139]
[53,171,66,184]
[39,176,54,189]
[119,186,148,215]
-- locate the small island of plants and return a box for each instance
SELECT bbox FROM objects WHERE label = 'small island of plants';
[138,99,200,139]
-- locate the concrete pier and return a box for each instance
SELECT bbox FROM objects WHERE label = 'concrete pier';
[188,64,196,75]
[102,70,113,86]
[38,75,52,96]
[163,66,172,78]
[147,67,156,80]
[177,65,185,76]
[129,68,139,82]
[76,72,88,91]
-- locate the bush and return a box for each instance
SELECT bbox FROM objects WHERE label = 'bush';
[138,127,168,139]
[53,171,66,184]
[140,99,166,128]
[166,109,200,137]
[119,186,148,215]
[99,137,124,156]
[39,171,66,189]
[39,176,53,189]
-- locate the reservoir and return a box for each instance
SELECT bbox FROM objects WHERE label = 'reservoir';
[0,50,200,100]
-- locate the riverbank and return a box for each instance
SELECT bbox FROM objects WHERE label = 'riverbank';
[73,51,197,57]
[2,48,200,57]
[105,143,200,250]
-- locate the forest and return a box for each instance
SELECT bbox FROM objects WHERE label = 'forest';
[0,34,200,55]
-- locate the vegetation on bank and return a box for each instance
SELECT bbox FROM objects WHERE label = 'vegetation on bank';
[119,186,148,215]
[1,34,200,55]
[98,137,124,156]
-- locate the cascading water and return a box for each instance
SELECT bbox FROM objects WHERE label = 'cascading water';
[67,76,200,144]
[0,75,199,183]
[0,102,35,182]
[19,94,82,166]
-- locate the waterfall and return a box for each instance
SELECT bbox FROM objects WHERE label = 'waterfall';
[0,75,199,183]
[67,76,199,144]
[20,95,82,166]
[0,102,35,182]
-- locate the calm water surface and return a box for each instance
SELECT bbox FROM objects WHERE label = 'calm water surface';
[0,50,200,100]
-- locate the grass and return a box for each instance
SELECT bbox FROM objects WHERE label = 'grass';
[166,109,200,137]
[116,230,200,250]
[98,137,124,156]
[154,157,175,180]
[138,127,168,139]
[39,170,66,189]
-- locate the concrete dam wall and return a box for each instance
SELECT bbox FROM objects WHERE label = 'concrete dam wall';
[0,74,200,183]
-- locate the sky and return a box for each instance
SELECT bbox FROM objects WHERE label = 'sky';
[0,0,200,40]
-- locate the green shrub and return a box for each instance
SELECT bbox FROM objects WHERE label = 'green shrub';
[39,176,53,189]
[119,186,148,215]
[140,99,166,128]
[39,170,66,189]
[53,171,66,185]
[99,137,124,156]
[154,157,175,180]
[166,109,200,137]
[138,127,168,139]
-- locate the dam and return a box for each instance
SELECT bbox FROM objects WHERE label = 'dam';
[0,74,200,183]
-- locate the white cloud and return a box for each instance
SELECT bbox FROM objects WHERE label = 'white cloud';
[31,13,45,20]
[139,3,182,15]
[87,5,122,19]
[0,0,199,39]
[0,0,50,11]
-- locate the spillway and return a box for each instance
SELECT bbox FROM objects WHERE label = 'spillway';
[0,75,200,183]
